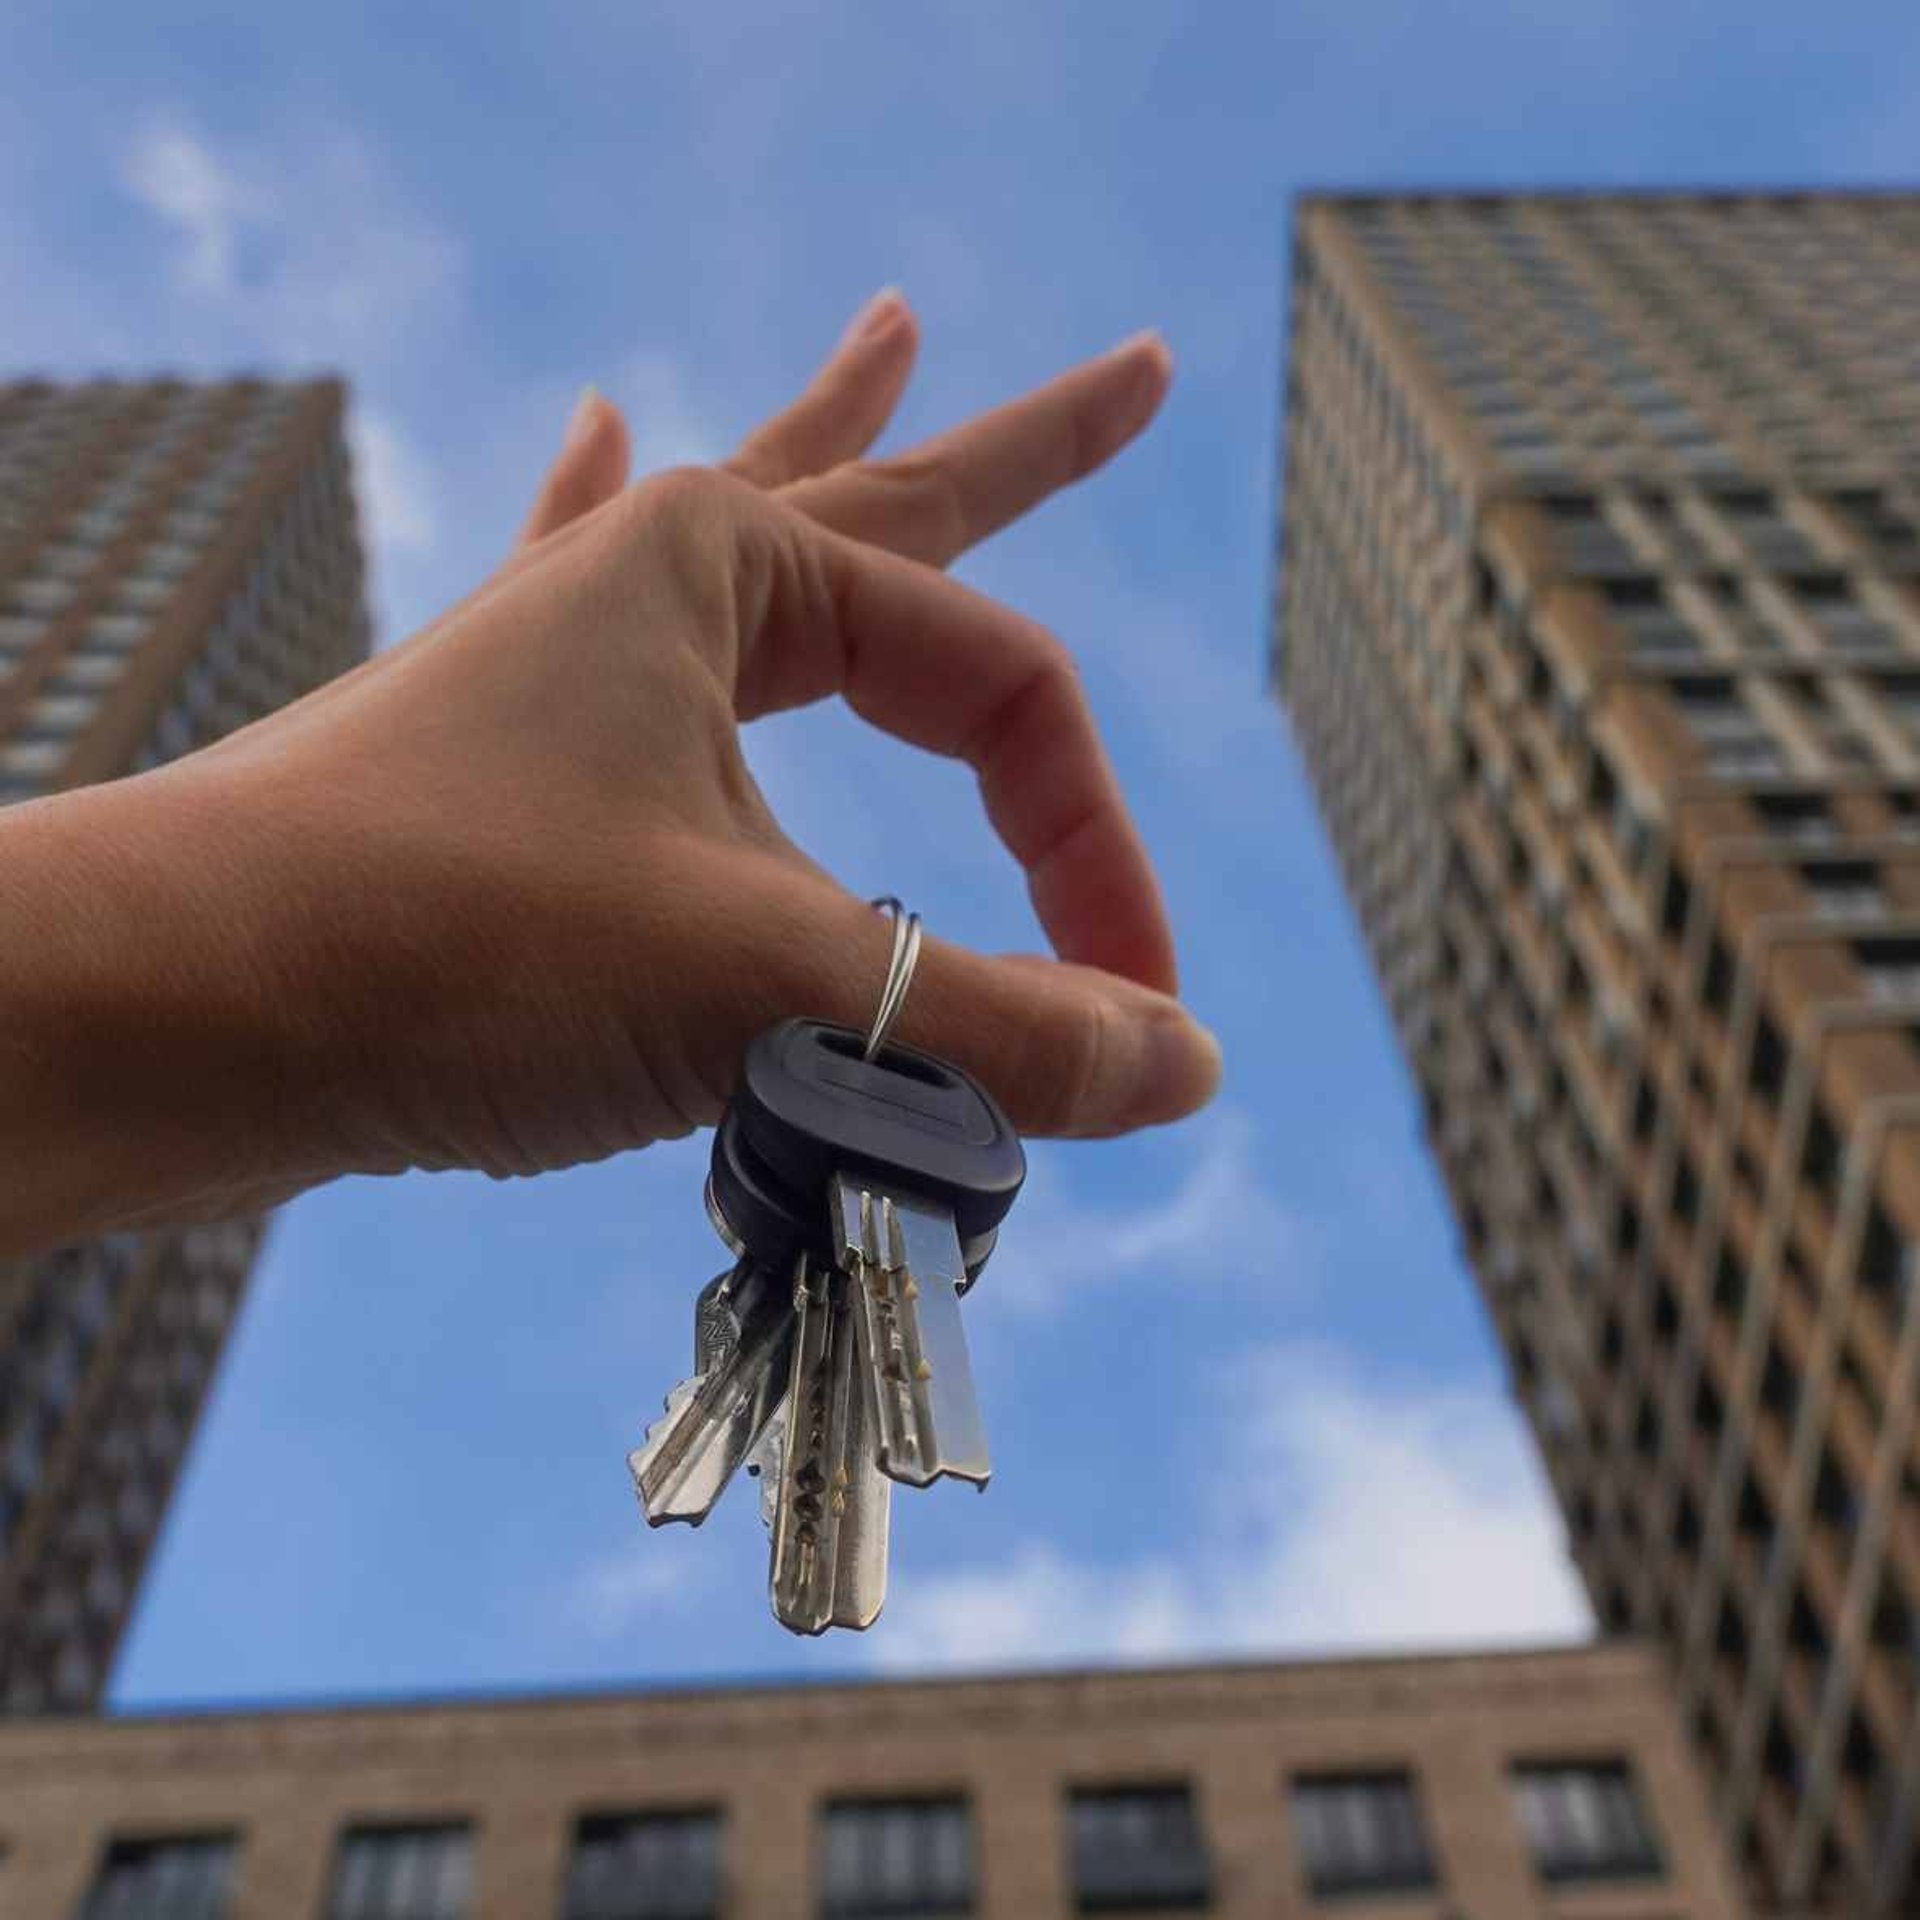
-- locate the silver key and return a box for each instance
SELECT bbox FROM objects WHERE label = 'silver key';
[768,1255,890,1633]
[694,1266,743,1373]
[834,1176,991,1489]
[628,1257,797,1527]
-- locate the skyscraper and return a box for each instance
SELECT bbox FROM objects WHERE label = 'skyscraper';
[0,377,369,1716]
[1274,193,1920,1917]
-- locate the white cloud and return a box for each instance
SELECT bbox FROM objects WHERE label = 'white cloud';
[617,350,727,474]
[996,1108,1314,1315]
[114,112,468,637]
[121,120,264,296]
[874,1346,1591,1672]
[572,1539,701,1638]
[117,111,465,368]
[348,409,440,560]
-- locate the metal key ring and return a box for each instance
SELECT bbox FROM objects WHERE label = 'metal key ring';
[863,897,922,1061]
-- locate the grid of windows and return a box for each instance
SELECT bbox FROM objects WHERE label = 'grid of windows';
[324,1823,472,1920]
[1066,1785,1210,1913]
[1289,1771,1437,1899]
[77,1833,235,1920]
[1512,1760,1663,1884]
[817,1798,973,1919]
[562,1810,723,1920]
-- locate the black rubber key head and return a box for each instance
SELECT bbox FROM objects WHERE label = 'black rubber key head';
[707,1020,1025,1277]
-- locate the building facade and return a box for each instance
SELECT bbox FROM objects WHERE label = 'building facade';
[1274,193,1920,1914]
[0,1643,1744,1919]
[0,377,370,1716]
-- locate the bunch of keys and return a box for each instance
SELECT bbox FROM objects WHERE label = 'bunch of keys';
[628,903,1025,1634]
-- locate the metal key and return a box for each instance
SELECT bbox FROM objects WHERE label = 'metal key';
[628,1255,799,1527]
[627,1017,1024,1634]
[767,1255,890,1633]
[834,1179,990,1488]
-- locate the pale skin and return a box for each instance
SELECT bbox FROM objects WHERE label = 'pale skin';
[0,290,1221,1259]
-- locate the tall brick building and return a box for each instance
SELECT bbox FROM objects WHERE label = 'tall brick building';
[0,377,369,1715]
[1274,193,1920,1914]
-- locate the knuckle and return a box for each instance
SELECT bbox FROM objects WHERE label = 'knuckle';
[1018,629,1087,726]
[630,463,727,531]
[873,452,970,555]
[1058,993,1117,1136]
[1016,991,1113,1138]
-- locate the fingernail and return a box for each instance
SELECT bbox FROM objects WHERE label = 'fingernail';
[842,286,908,349]
[1107,327,1173,373]
[563,384,601,451]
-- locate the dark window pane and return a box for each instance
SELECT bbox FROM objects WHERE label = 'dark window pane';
[1068,1785,1210,1912]
[1752,790,1832,843]
[564,1810,723,1920]
[326,1823,472,1920]
[818,1798,973,1918]
[78,1834,237,1920]
[1511,1761,1663,1884]
[1290,1771,1437,1898]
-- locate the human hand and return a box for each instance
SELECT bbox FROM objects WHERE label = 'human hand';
[0,292,1220,1238]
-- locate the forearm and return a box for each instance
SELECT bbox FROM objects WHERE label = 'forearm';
[0,766,316,1256]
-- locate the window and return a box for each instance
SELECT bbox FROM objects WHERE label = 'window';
[1803,1102,1844,1196]
[1788,573,1892,654]
[1803,861,1887,920]
[1670,676,1785,776]
[1856,936,1920,1006]
[1706,487,1819,568]
[1067,1785,1209,1912]
[1831,486,1920,565]
[564,1810,722,1920]
[1511,1761,1662,1884]
[1539,493,1637,572]
[1752,791,1832,844]
[1600,576,1697,659]
[1859,1202,1916,1304]
[326,1823,472,1920]
[818,1798,973,1918]
[79,1833,237,1920]
[1290,1771,1437,1899]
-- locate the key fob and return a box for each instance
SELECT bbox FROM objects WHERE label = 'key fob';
[708,1019,1025,1280]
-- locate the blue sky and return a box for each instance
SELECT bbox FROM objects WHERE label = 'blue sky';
[3,2,1917,1703]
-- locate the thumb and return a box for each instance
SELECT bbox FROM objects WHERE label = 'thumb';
[676,858,1221,1139]
[517,386,633,548]
[901,941,1224,1138]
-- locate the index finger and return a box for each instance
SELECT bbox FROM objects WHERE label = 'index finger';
[737,498,1178,996]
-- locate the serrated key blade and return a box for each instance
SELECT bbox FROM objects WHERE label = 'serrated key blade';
[769,1258,889,1633]
[834,1176,991,1489]
[746,1407,786,1536]
[628,1259,796,1527]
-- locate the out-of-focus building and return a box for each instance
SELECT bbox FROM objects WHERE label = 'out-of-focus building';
[0,1642,1744,1918]
[0,377,369,1715]
[1274,192,1920,1914]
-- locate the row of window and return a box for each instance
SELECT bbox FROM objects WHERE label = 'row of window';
[1544,483,1920,582]
[54,1760,1663,1919]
